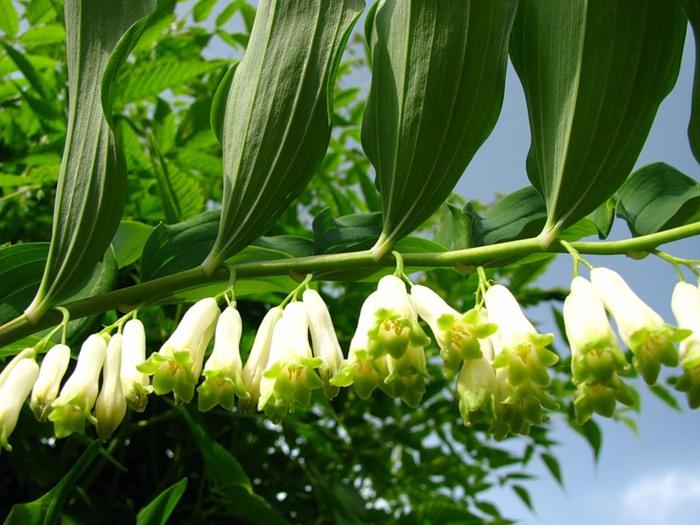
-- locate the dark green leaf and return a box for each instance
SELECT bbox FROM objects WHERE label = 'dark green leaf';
[616,163,700,236]
[210,62,239,145]
[180,409,291,525]
[202,0,364,273]
[684,0,700,163]
[4,441,100,525]
[435,203,472,251]
[0,42,51,98]
[650,384,682,412]
[24,0,157,322]
[111,220,155,269]
[541,453,563,487]
[136,478,188,525]
[312,208,381,254]
[512,484,533,512]
[510,0,687,244]
[588,198,617,240]
[361,0,518,258]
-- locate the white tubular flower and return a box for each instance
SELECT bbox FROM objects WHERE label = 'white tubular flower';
[120,319,151,413]
[138,298,219,403]
[30,344,71,421]
[591,267,685,385]
[366,275,429,360]
[0,358,39,452]
[671,281,700,408]
[197,305,249,412]
[49,334,107,438]
[303,289,344,399]
[563,276,633,424]
[456,340,496,426]
[564,277,628,384]
[95,334,126,441]
[0,348,36,391]
[384,344,428,408]
[330,291,389,399]
[240,307,283,414]
[485,284,557,387]
[411,284,496,378]
[258,302,322,422]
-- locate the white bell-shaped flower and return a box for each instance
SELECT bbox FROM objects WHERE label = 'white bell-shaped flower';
[198,305,249,412]
[456,339,496,426]
[95,334,126,441]
[138,298,219,403]
[50,334,107,438]
[591,267,685,384]
[411,284,495,378]
[0,358,39,452]
[303,289,344,399]
[671,281,700,408]
[120,319,151,412]
[30,344,71,421]
[240,307,283,413]
[0,348,35,390]
[258,302,322,422]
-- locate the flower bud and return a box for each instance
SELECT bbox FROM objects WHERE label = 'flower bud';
[30,344,71,421]
[671,282,700,408]
[0,348,36,390]
[138,298,219,403]
[591,267,686,384]
[485,284,557,387]
[198,305,249,412]
[303,289,344,399]
[412,284,496,378]
[563,276,633,423]
[258,302,323,422]
[0,358,39,452]
[331,292,389,399]
[240,307,283,414]
[95,334,126,441]
[120,319,151,412]
[366,276,429,360]
[49,334,107,438]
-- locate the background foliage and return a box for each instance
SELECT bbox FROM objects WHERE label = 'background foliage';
[0,1,698,524]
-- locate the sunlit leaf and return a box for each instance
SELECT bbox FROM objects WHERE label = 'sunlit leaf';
[136,478,188,525]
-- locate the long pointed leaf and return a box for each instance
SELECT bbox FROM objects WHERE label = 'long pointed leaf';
[201,0,364,274]
[684,0,700,163]
[361,0,518,258]
[510,0,686,245]
[24,0,157,321]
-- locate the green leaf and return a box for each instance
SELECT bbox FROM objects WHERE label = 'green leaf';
[3,441,100,525]
[179,409,291,525]
[0,41,51,98]
[684,0,700,163]
[435,203,473,251]
[588,198,617,240]
[616,163,700,236]
[312,208,381,254]
[361,0,518,258]
[512,484,534,512]
[202,0,364,273]
[136,478,188,525]
[0,0,19,38]
[541,453,563,487]
[193,0,217,22]
[19,25,66,47]
[114,59,227,105]
[111,220,155,269]
[148,135,204,223]
[24,0,157,322]
[209,62,239,145]
[650,384,682,412]
[510,0,687,245]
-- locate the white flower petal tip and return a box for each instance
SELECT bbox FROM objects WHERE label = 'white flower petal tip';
[121,319,151,413]
[31,344,71,421]
[0,358,39,452]
[303,289,344,399]
[95,334,127,441]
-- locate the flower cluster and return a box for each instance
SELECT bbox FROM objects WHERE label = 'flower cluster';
[0,265,696,450]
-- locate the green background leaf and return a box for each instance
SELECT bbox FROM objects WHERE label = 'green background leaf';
[136,478,188,525]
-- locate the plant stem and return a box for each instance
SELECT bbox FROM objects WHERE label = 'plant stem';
[1,221,699,347]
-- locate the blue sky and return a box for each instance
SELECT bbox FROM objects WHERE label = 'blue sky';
[200,5,700,523]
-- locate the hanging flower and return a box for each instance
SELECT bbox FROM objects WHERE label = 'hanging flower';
[95,334,126,441]
[49,334,107,438]
[240,307,283,414]
[303,289,344,399]
[331,291,389,399]
[120,319,151,412]
[0,348,36,390]
[591,267,688,384]
[456,339,497,426]
[138,298,219,403]
[0,358,39,452]
[30,344,71,421]
[563,276,634,423]
[485,284,558,386]
[197,305,249,412]
[383,343,428,408]
[411,284,496,378]
[258,302,323,422]
[671,281,700,408]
